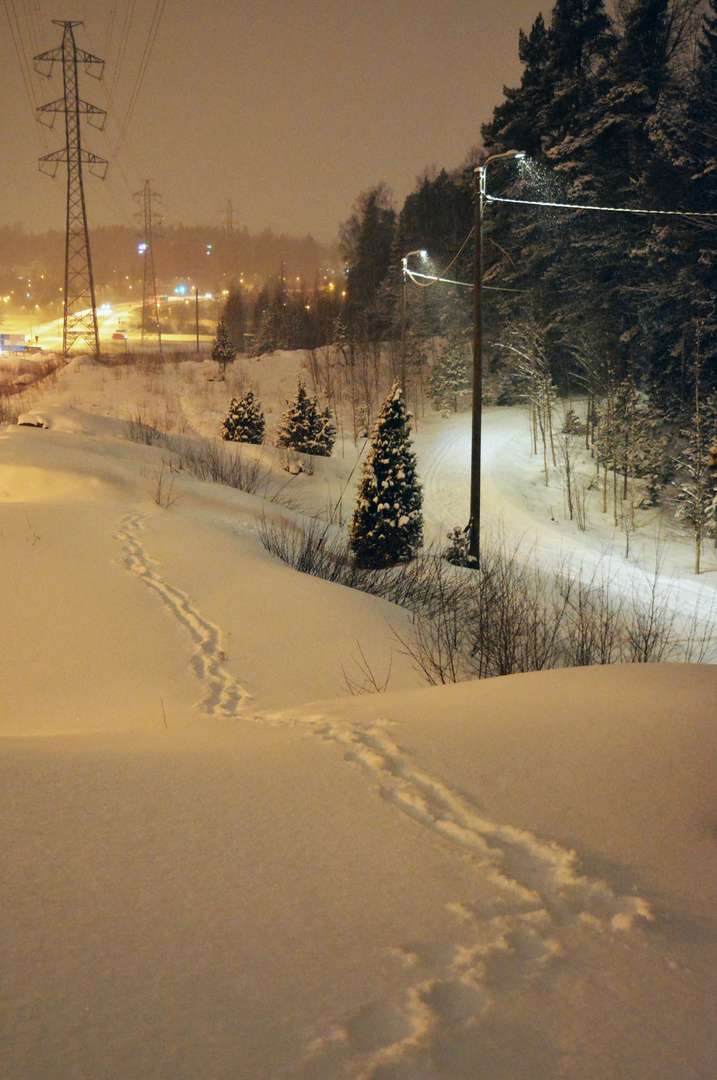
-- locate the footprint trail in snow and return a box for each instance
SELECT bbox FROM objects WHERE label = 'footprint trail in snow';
[115,514,654,1078]
[300,715,654,1078]
[115,514,252,717]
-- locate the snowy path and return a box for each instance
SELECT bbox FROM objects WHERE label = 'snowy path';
[416,407,717,642]
[115,513,660,1078]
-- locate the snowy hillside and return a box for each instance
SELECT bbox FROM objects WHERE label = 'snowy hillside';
[1,352,716,1079]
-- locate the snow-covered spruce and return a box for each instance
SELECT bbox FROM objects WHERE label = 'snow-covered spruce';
[221,389,265,444]
[275,381,335,456]
[350,384,423,568]
[211,315,237,375]
[428,335,470,417]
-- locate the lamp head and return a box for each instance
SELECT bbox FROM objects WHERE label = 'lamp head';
[478,149,527,173]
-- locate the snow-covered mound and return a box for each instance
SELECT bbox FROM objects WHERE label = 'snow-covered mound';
[3,665,716,1080]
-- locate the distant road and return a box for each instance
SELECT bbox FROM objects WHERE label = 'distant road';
[3,299,214,354]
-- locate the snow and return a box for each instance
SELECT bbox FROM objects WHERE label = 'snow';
[1,351,716,1079]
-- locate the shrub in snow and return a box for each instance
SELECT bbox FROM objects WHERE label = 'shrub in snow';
[276,381,335,456]
[561,408,581,434]
[350,384,423,568]
[442,525,473,566]
[211,315,237,375]
[221,389,265,444]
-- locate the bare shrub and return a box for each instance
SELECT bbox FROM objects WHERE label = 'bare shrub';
[151,457,180,508]
[257,516,717,683]
[125,413,277,497]
[166,435,271,494]
[558,563,625,666]
[125,409,162,445]
[0,395,22,425]
[573,474,589,532]
[256,514,352,582]
[342,642,394,695]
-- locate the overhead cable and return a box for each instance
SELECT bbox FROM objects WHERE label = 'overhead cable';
[114,0,166,157]
[404,225,475,288]
[487,194,717,218]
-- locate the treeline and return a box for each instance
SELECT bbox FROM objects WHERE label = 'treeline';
[0,222,339,298]
[328,0,717,419]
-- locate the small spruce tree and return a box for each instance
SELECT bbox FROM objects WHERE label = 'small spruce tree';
[211,315,237,375]
[221,389,265,444]
[276,381,335,456]
[350,385,423,567]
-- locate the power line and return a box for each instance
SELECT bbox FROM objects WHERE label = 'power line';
[406,226,476,289]
[405,268,471,288]
[108,0,137,106]
[404,268,523,293]
[487,194,717,219]
[77,10,161,225]
[104,0,119,63]
[114,0,166,157]
[3,0,48,148]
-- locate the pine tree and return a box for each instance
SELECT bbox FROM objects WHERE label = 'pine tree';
[221,389,265,444]
[339,184,396,339]
[647,0,717,401]
[276,381,336,456]
[223,286,247,350]
[428,336,470,416]
[675,352,717,572]
[251,307,280,357]
[211,315,237,375]
[350,385,423,568]
[481,14,552,159]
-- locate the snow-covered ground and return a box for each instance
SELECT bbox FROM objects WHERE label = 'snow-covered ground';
[1,351,716,1079]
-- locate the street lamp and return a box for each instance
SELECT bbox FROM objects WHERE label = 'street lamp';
[400,249,427,393]
[468,149,525,564]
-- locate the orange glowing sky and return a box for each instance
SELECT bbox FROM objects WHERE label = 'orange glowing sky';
[2,0,546,242]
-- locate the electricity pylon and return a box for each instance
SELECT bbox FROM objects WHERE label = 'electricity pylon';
[135,181,162,352]
[34,21,107,358]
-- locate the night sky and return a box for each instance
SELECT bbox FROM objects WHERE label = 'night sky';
[2,1,545,243]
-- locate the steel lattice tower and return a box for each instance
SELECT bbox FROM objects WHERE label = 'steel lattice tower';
[135,181,163,352]
[34,21,107,357]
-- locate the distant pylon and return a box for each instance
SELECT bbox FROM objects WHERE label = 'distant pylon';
[226,199,234,236]
[134,181,163,352]
[34,21,107,358]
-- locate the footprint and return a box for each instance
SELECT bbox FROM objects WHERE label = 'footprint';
[343,1001,416,1055]
[115,514,252,717]
[416,976,491,1027]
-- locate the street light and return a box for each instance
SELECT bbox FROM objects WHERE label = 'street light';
[400,249,427,393]
[468,149,525,564]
